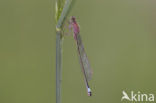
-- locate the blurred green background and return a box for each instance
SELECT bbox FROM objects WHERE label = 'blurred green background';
[0,0,156,103]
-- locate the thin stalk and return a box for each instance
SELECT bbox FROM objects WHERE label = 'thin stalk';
[56,30,62,103]
[55,0,73,103]
[56,0,73,28]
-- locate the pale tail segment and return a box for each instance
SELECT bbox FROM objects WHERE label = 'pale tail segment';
[70,16,93,96]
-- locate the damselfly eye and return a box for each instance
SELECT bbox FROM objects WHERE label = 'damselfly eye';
[71,16,76,22]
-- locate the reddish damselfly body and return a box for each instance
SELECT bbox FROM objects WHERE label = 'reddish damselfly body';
[69,16,93,96]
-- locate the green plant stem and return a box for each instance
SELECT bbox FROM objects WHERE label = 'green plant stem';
[56,30,62,103]
[56,0,73,28]
[55,0,73,103]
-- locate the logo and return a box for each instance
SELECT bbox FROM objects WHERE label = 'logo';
[121,90,154,102]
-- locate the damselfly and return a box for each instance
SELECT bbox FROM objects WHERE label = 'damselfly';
[69,16,93,96]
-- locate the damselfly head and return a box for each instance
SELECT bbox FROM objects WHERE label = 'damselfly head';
[70,16,76,23]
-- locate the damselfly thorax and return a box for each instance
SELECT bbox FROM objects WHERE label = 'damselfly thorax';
[70,16,80,40]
